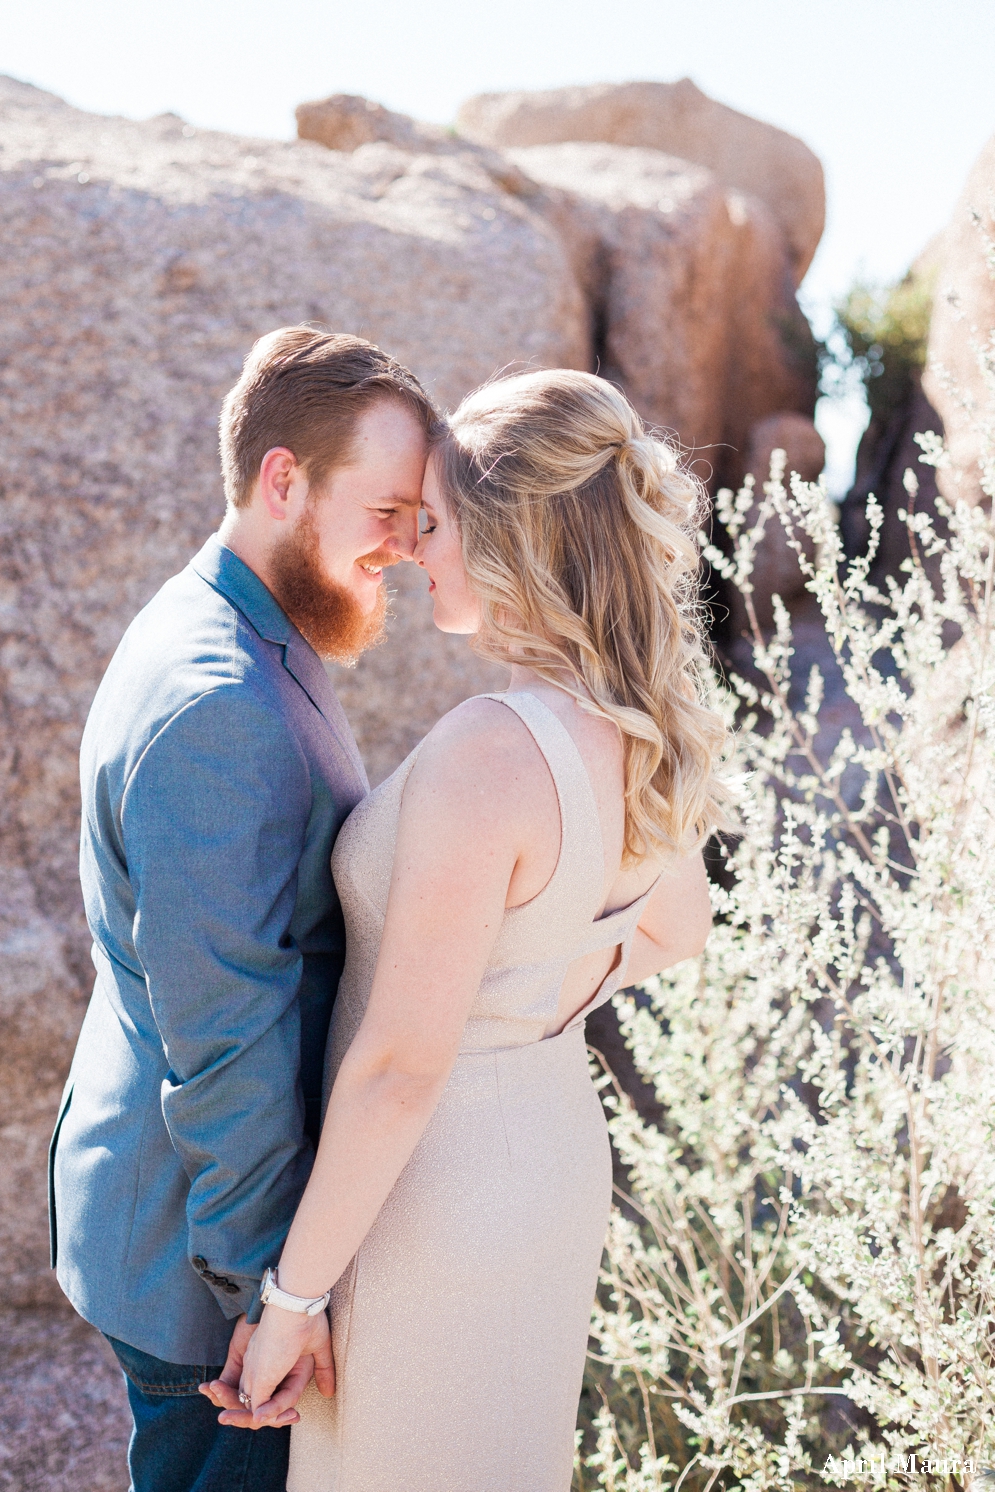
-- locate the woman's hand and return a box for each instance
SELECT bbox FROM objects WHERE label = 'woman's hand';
[226,1305,335,1428]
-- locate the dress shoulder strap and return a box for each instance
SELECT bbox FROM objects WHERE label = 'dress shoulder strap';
[477,691,604,916]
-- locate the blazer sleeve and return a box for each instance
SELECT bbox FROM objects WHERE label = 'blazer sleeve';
[121,684,315,1319]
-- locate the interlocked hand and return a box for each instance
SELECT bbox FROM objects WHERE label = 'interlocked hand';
[198,1312,334,1429]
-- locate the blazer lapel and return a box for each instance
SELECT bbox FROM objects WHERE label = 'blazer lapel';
[190,535,369,790]
[282,633,369,788]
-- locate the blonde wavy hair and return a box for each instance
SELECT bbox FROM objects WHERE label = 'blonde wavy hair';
[434,368,729,863]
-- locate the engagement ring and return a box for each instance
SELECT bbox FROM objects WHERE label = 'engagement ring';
[238,1391,251,1409]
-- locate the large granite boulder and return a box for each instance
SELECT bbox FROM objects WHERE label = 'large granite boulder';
[508,143,738,468]
[457,77,825,284]
[923,132,995,509]
[0,74,583,1306]
[295,88,823,489]
[505,142,816,490]
[297,91,451,153]
[296,91,534,198]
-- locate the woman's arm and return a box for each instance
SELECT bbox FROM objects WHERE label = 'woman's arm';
[238,702,536,1416]
[623,848,712,986]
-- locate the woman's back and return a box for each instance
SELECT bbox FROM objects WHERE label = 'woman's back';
[324,689,662,1069]
[494,681,668,1031]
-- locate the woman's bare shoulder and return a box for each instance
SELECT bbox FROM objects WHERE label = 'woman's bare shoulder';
[403,696,551,817]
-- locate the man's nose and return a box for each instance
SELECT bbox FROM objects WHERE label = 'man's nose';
[388,507,420,560]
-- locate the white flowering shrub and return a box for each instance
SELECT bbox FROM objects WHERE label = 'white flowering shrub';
[578,433,995,1490]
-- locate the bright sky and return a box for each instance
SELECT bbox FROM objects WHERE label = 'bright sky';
[4,0,994,491]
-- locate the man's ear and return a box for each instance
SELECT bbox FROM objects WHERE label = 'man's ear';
[257,447,302,522]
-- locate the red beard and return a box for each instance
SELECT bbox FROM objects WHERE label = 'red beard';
[268,508,393,665]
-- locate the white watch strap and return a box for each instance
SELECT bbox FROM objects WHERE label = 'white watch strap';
[260,1266,330,1317]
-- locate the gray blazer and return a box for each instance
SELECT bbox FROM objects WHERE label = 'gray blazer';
[51,535,368,1365]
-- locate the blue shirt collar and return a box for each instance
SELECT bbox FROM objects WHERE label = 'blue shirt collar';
[189,533,294,645]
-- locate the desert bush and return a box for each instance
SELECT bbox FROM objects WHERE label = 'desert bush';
[577,435,995,1490]
[831,272,935,427]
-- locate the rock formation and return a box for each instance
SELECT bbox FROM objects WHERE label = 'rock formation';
[923,132,995,509]
[504,141,816,491]
[296,93,820,492]
[298,91,451,154]
[457,78,825,284]
[296,92,535,198]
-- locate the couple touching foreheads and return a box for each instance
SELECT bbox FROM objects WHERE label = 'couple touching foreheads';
[52,327,725,1492]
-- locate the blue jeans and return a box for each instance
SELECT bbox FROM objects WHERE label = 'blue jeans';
[105,1336,290,1492]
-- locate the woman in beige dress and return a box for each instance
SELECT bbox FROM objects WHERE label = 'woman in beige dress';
[232,369,727,1490]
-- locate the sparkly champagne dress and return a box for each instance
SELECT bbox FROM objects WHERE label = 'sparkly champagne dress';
[288,692,659,1492]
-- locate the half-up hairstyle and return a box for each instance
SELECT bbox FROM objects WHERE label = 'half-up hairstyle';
[434,368,728,862]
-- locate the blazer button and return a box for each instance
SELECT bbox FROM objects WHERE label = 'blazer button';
[224,1282,241,1295]
[192,1256,208,1272]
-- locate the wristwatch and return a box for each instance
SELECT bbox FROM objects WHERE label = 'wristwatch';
[259,1266,331,1317]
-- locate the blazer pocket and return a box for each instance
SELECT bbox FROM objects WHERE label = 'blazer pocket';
[48,1081,74,1270]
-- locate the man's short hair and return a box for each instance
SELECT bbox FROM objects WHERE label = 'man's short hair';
[219,326,438,507]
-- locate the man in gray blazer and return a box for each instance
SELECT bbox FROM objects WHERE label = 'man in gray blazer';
[51,327,435,1492]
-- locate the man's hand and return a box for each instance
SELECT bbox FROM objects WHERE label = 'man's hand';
[198,1310,334,1430]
